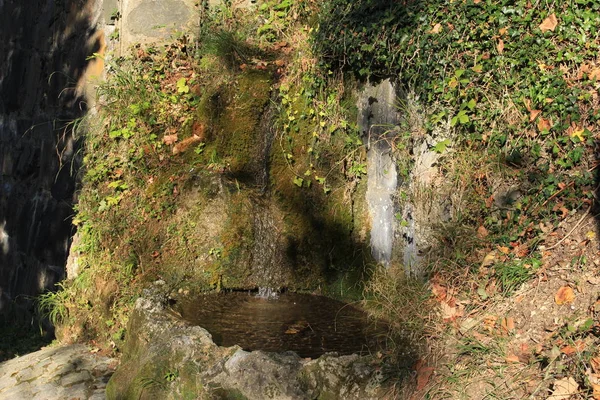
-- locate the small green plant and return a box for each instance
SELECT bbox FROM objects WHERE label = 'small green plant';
[37,283,70,325]
[494,256,542,295]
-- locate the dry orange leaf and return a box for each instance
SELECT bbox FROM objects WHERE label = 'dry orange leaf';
[499,27,508,36]
[505,354,520,363]
[539,13,558,33]
[590,68,600,81]
[501,317,515,333]
[560,345,576,355]
[498,246,511,255]
[529,109,541,122]
[414,360,434,391]
[172,134,203,155]
[163,134,178,145]
[537,117,552,132]
[591,357,600,373]
[477,225,489,238]
[555,286,575,305]
[497,39,504,54]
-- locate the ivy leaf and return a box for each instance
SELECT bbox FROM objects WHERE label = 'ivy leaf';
[467,99,477,111]
[432,139,451,154]
[293,177,304,187]
[176,78,189,94]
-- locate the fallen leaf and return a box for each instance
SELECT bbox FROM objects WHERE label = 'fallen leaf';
[440,300,463,321]
[537,117,552,132]
[591,357,600,373]
[549,377,578,400]
[414,359,434,391]
[555,286,575,305]
[505,354,520,363]
[499,27,508,36]
[503,317,515,332]
[173,134,203,155]
[513,244,529,258]
[481,251,497,267]
[273,41,288,50]
[560,345,576,355]
[497,246,511,255]
[590,68,600,81]
[429,23,442,34]
[430,281,447,301]
[485,195,494,208]
[539,13,558,33]
[163,134,178,145]
[529,109,541,122]
[477,225,489,238]
[497,39,504,54]
[588,371,600,400]
[586,231,596,240]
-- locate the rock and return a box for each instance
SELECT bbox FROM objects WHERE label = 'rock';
[106,288,385,399]
[0,344,116,400]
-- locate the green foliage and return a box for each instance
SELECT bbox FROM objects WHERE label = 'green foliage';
[314,0,599,215]
[494,255,542,295]
[38,283,70,326]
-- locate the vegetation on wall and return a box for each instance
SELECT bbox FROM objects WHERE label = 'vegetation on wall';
[35,0,600,397]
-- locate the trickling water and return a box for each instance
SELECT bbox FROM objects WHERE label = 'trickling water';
[358,79,400,268]
[256,286,279,300]
[173,292,387,358]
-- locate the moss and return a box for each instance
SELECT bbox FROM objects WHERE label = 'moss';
[197,69,273,180]
[210,387,248,400]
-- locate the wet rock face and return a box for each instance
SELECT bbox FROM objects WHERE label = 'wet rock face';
[358,79,400,268]
[107,285,384,400]
[0,0,102,314]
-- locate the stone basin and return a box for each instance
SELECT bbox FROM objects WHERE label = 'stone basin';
[106,284,394,399]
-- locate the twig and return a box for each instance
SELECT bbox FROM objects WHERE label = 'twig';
[544,205,591,251]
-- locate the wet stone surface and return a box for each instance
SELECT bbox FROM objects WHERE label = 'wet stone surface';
[0,344,116,400]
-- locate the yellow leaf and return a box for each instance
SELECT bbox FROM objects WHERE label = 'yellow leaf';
[481,251,496,267]
[539,13,558,33]
[499,27,508,36]
[571,128,585,142]
[429,23,442,34]
[587,231,596,240]
[555,286,575,305]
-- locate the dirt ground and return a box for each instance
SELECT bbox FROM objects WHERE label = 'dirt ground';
[417,209,600,400]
